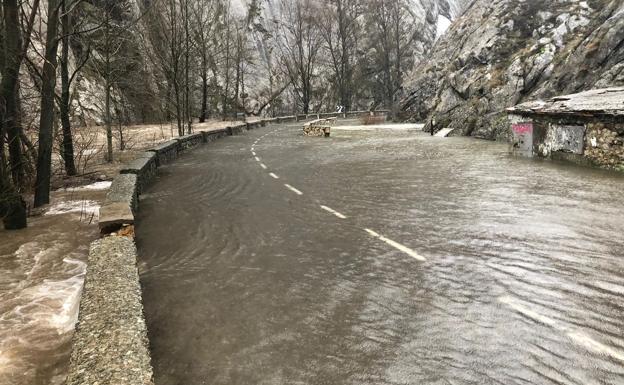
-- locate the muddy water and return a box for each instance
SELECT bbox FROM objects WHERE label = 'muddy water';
[0,186,105,385]
[138,123,624,384]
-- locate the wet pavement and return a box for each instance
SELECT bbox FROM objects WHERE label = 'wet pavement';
[137,121,624,385]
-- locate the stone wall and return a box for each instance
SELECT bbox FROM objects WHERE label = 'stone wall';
[65,119,287,385]
[508,113,624,171]
[584,122,624,170]
[303,118,334,137]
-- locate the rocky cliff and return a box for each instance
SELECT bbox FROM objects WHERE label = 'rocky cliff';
[402,0,624,139]
[22,0,473,126]
[238,0,472,113]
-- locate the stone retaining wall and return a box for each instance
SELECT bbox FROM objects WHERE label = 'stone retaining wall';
[147,140,179,166]
[120,152,157,193]
[176,133,203,150]
[65,237,152,385]
[66,120,275,385]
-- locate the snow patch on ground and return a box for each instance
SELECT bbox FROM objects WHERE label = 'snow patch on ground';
[57,181,112,192]
[436,15,452,39]
[334,123,425,131]
[45,200,100,219]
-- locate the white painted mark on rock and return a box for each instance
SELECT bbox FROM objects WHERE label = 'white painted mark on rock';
[364,229,426,261]
[499,296,624,362]
[284,184,303,196]
[320,205,347,219]
[269,173,279,179]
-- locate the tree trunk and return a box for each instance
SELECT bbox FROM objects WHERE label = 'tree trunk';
[34,0,61,207]
[0,181,27,229]
[184,0,192,134]
[105,80,113,162]
[0,102,26,229]
[1,0,25,189]
[6,86,25,187]
[173,81,183,136]
[0,0,29,228]
[60,0,77,176]
[199,69,208,123]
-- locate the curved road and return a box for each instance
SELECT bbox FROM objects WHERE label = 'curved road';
[136,121,624,385]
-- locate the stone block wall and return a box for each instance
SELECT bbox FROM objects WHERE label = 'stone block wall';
[148,140,179,166]
[120,152,157,193]
[303,119,333,137]
[176,133,203,150]
[584,122,624,170]
[508,113,624,171]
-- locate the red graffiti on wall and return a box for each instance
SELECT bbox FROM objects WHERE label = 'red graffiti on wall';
[512,122,533,134]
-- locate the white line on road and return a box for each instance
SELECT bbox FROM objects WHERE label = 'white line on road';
[255,156,260,162]
[260,163,267,169]
[320,205,347,219]
[498,296,624,362]
[364,229,426,261]
[284,184,303,196]
[252,151,256,156]
[269,173,280,179]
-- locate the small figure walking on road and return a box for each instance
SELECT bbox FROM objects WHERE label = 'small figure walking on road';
[430,116,436,136]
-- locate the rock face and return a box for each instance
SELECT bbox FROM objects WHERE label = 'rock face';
[242,0,471,113]
[402,0,624,140]
[26,0,473,125]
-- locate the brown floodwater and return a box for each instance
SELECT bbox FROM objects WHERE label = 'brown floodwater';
[0,185,106,385]
[137,122,624,384]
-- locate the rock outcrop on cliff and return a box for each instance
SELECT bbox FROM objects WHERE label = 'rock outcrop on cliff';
[402,0,624,139]
[241,0,471,113]
[21,0,473,125]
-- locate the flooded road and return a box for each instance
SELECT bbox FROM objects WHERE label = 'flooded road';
[137,122,624,385]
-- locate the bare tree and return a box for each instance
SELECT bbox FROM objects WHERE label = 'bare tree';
[365,0,414,117]
[59,0,90,176]
[219,0,233,119]
[190,0,220,122]
[147,0,187,135]
[182,0,192,133]
[84,0,146,161]
[317,0,361,111]
[276,0,322,114]
[33,0,62,207]
[0,0,38,228]
[2,0,39,190]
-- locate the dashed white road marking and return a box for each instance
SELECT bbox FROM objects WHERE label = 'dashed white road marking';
[320,205,347,219]
[260,163,267,169]
[499,296,624,362]
[252,151,256,156]
[254,156,260,162]
[364,229,426,261]
[284,184,303,196]
[269,173,279,179]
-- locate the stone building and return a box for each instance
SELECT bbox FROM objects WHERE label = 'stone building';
[507,88,624,171]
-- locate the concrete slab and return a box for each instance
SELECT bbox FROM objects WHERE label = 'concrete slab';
[435,128,455,137]
[98,202,134,233]
[106,174,139,212]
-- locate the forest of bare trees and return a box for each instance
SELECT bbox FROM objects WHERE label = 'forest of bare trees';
[0,0,419,230]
